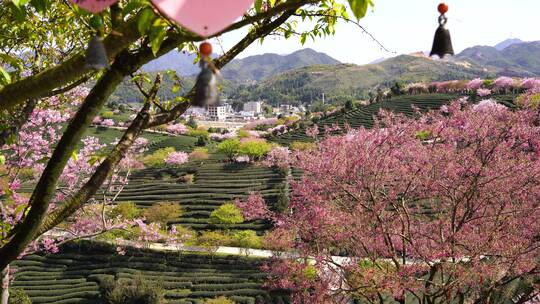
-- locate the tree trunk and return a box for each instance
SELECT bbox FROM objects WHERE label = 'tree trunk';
[1,265,9,304]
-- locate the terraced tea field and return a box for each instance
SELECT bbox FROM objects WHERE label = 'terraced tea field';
[273,94,516,145]
[116,162,286,232]
[11,242,289,304]
[146,135,199,154]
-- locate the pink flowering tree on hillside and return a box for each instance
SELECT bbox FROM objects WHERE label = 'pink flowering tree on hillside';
[265,101,540,303]
[235,192,270,221]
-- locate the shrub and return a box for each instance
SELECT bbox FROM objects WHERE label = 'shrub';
[109,202,141,220]
[196,135,209,146]
[173,225,197,244]
[237,129,250,138]
[204,296,235,304]
[141,147,175,167]
[189,148,209,161]
[8,288,32,304]
[196,231,233,247]
[231,230,263,249]
[186,116,198,129]
[178,173,195,184]
[102,274,166,304]
[238,139,272,160]
[142,202,182,226]
[101,110,115,119]
[188,128,209,139]
[209,203,244,225]
[290,141,316,151]
[217,138,241,160]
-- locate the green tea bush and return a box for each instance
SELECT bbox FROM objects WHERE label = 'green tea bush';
[196,231,233,247]
[109,202,141,220]
[231,230,263,249]
[188,128,209,139]
[204,296,235,304]
[8,288,32,304]
[101,111,115,119]
[189,148,210,161]
[101,274,166,304]
[290,141,316,151]
[142,147,175,167]
[238,140,272,161]
[142,202,182,225]
[209,204,244,225]
[218,139,241,160]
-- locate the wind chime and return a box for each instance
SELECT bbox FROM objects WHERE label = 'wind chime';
[71,0,255,105]
[430,2,455,58]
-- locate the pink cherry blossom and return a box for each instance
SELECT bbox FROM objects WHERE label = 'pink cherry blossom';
[165,151,189,166]
[235,191,270,221]
[493,76,514,90]
[477,88,491,97]
[265,101,540,303]
[467,78,484,90]
[166,123,189,135]
[100,119,115,126]
[263,146,291,170]
[306,125,319,138]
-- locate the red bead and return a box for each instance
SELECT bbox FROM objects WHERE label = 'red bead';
[438,3,449,14]
[199,42,212,57]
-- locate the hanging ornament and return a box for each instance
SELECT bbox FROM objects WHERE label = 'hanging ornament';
[430,3,455,58]
[85,15,109,70]
[193,42,220,107]
[69,0,119,13]
[151,0,255,37]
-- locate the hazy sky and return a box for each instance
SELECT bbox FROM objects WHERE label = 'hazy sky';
[218,0,540,65]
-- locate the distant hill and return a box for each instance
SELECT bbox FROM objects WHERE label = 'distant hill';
[141,50,201,76]
[141,48,340,80]
[129,39,540,106]
[246,55,494,105]
[494,38,524,50]
[221,48,340,82]
[456,41,540,77]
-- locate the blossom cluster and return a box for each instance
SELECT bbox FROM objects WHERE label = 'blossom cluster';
[166,123,189,135]
[266,100,540,302]
[165,151,189,166]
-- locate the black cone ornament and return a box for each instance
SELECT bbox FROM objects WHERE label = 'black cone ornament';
[85,35,109,69]
[193,60,219,107]
[192,42,220,107]
[430,3,454,58]
[85,16,109,70]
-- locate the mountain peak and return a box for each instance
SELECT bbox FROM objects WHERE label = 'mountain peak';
[221,48,340,81]
[494,38,524,50]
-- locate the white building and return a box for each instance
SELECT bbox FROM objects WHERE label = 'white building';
[207,105,228,121]
[243,101,262,114]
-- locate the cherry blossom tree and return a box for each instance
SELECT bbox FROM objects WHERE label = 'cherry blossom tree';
[265,100,540,303]
[165,151,189,166]
[235,192,270,221]
[0,91,153,303]
[466,78,484,90]
[166,123,189,135]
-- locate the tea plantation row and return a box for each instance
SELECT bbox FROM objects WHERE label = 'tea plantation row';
[11,242,289,304]
[273,94,516,145]
[115,162,287,232]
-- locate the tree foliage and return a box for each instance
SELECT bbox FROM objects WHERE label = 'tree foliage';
[265,100,540,303]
